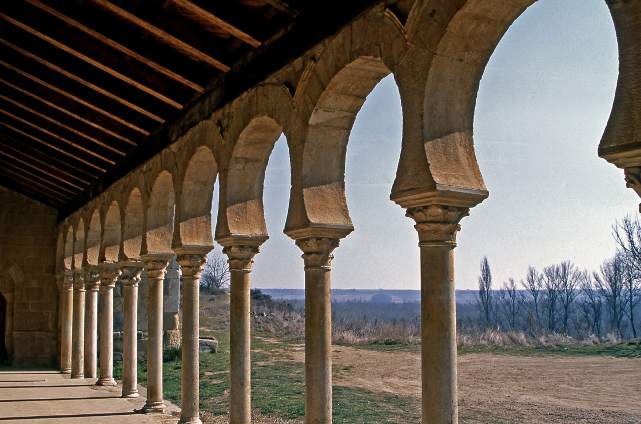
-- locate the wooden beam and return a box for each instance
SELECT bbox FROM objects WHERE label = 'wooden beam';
[263,0,299,17]
[0,149,85,190]
[0,138,91,185]
[0,163,76,198]
[24,0,203,92]
[0,120,107,172]
[87,0,231,72]
[0,77,136,146]
[0,175,63,206]
[0,109,117,164]
[0,94,127,156]
[166,0,261,48]
[0,13,183,109]
[0,38,165,123]
[0,60,149,136]
[0,134,97,181]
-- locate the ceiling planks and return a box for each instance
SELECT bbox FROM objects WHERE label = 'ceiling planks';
[0,0,383,213]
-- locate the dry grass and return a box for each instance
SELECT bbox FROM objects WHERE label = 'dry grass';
[202,411,301,424]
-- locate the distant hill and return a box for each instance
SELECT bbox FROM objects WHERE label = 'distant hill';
[260,288,479,304]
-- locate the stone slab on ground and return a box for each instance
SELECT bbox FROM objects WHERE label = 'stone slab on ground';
[0,369,178,424]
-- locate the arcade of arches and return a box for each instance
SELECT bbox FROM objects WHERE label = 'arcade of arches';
[1,1,641,423]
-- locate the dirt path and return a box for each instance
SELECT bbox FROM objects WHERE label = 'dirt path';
[288,345,641,423]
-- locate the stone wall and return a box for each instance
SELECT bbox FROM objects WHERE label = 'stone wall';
[0,186,58,366]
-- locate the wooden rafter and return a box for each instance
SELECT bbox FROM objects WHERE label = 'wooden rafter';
[0,38,165,123]
[166,0,261,48]
[0,149,85,190]
[0,121,107,172]
[0,134,96,182]
[0,174,63,206]
[87,0,231,72]
[0,60,149,136]
[0,78,136,146]
[0,94,127,156]
[0,162,76,198]
[24,0,203,92]
[0,109,117,164]
[0,13,183,109]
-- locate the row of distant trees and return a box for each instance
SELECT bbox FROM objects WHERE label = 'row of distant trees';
[474,215,641,340]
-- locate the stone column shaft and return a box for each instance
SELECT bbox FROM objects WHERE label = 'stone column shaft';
[71,270,86,379]
[141,255,170,414]
[298,238,338,424]
[407,204,469,424]
[60,272,73,374]
[97,265,121,386]
[224,245,259,424]
[177,248,210,424]
[121,264,143,398]
[84,269,100,379]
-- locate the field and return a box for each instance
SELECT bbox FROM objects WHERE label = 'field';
[116,293,641,423]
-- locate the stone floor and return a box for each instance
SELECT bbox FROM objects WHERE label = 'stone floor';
[0,369,179,423]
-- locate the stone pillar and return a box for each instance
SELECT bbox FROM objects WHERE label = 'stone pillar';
[141,254,171,414]
[71,269,86,379]
[221,239,263,424]
[60,271,73,374]
[83,267,101,379]
[296,237,340,424]
[176,247,211,424]
[120,262,143,398]
[97,264,121,386]
[406,204,469,424]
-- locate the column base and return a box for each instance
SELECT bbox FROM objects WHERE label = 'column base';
[96,377,117,386]
[70,373,84,379]
[140,401,166,414]
[60,368,71,374]
[122,390,139,398]
[178,417,202,424]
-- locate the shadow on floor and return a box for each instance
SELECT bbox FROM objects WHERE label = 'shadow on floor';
[0,412,137,421]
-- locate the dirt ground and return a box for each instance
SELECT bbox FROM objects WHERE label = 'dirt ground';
[286,345,641,423]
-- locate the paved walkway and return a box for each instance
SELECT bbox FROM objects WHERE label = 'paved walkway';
[0,369,179,423]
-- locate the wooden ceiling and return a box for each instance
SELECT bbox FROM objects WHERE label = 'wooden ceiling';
[0,0,382,217]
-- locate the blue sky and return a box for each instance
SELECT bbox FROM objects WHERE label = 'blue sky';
[214,0,638,290]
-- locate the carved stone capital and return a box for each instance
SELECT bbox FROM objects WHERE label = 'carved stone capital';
[73,269,85,291]
[63,271,74,291]
[140,253,172,280]
[119,261,143,288]
[223,245,259,272]
[84,266,101,291]
[406,204,469,247]
[175,246,212,278]
[624,167,641,211]
[99,263,121,289]
[296,237,340,270]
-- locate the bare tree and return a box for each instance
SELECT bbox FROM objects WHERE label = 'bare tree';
[594,254,626,337]
[522,266,543,332]
[499,278,520,330]
[557,261,582,335]
[621,255,641,338]
[542,265,561,333]
[613,215,641,338]
[200,249,230,292]
[477,257,493,328]
[580,273,603,337]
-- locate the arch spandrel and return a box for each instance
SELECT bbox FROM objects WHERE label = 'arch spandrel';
[123,188,144,259]
[290,56,391,232]
[103,200,121,262]
[145,171,175,254]
[178,145,217,247]
[73,218,85,270]
[598,1,640,167]
[86,208,101,266]
[63,226,73,271]
[216,84,295,240]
